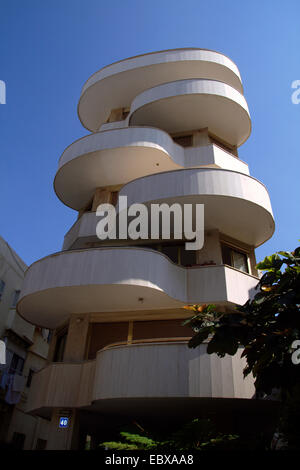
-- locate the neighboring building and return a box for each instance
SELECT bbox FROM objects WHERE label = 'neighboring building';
[18,49,275,449]
[0,235,50,449]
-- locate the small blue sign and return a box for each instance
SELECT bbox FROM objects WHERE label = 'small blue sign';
[59,417,69,428]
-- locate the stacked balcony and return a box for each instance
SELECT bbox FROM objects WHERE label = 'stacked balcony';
[17,49,275,420]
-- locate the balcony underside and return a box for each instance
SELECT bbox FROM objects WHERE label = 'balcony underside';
[17,248,259,328]
[129,80,251,147]
[78,48,243,131]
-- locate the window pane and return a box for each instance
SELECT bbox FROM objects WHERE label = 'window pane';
[0,280,5,300]
[35,438,47,450]
[173,135,193,147]
[16,357,25,374]
[232,250,248,273]
[26,369,34,388]
[221,244,231,265]
[221,244,249,273]
[9,354,25,374]
[12,432,25,450]
[180,247,197,266]
[161,244,179,264]
[53,332,67,362]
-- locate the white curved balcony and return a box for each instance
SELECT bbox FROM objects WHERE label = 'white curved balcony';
[55,126,249,210]
[17,247,259,328]
[129,79,251,147]
[93,342,255,401]
[55,127,182,210]
[26,341,255,416]
[78,48,243,131]
[120,168,275,247]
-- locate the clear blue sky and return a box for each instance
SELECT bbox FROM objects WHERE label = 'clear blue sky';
[0,0,299,266]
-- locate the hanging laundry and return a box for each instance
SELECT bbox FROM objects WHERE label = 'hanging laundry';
[12,373,26,393]
[5,374,22,405]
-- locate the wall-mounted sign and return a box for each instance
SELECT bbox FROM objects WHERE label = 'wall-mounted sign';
[59,417,69,428]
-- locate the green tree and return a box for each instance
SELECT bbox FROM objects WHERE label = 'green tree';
[99,419,239,451]
[184,244,300,449]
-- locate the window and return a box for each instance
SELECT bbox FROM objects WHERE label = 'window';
[210,136,235,155]
[173,134,193,147]
[53,330,67,362]
[221,244,249,273]
[11,290,20,308]
[137,243,198,267]
[26,369,34,388]
[35,438,47,450]
[46,330,53,343]
[9,353,25,375]
[0,280,5,300]
[161,244,181,264]
[11,432,26,450]
[180,247,197,266]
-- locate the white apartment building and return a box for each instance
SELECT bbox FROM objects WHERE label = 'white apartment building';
[17,49,276,449]
[0,235,50,449]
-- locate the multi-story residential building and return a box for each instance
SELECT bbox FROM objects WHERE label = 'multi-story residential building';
[18,49,275,449]
[0,235,50,449]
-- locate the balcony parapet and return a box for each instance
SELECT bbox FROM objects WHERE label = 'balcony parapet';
[120,168,274,247]
[17,247,259,328]
[55,126,249,210]
[26,340,255,417]
[78,48,243,131]
[129,79,251,147]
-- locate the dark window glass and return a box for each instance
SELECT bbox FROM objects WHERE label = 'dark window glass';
[47,330,53,343]
[88,322,129,359]
[180,247,197,266]
[35,438,47,450]
[26,369,34,388]
[53,331,67,362]
[161,244,180,264]
[221,244,232,266]
[173,135,193,147]
[11,432,25,449]
[9,353,25,374]
[0,280,5,300]
[221,244,248,273]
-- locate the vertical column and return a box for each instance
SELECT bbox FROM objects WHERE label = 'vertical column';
[92,188,112,212]
[64,314,90,363]
[196,230,222,265]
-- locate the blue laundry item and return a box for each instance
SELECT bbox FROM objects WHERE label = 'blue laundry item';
[12,373,26,392]
[5,374,21,405]
[0,369,9,389]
